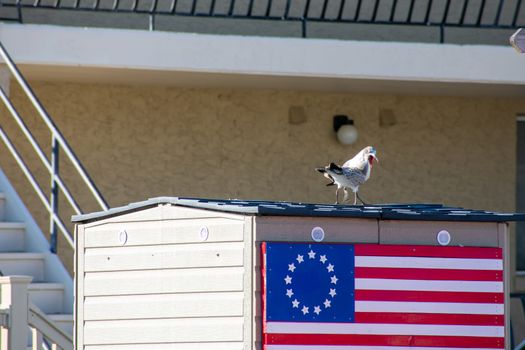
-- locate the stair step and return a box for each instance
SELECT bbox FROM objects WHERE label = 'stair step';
[0,222,25,252]
[0,176,73,348]
[0,253,45,281]
[28,283,65,314]
[0,193,5,221]
[49,314,74,336]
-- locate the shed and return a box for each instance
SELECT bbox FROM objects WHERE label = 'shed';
[72,197,525,350]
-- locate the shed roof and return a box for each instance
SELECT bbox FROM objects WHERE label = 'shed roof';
[72,197,525,223]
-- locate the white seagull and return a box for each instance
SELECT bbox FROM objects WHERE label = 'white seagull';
[316,146,378,205]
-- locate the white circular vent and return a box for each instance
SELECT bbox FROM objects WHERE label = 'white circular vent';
[437,230,451,246]
[199,226,209,241]
[118,230,128,245]
[311,227,325,242]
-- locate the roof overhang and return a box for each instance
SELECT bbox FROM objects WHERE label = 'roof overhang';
[1,23,524,96]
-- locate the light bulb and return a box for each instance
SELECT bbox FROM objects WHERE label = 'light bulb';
[336,124,358,145]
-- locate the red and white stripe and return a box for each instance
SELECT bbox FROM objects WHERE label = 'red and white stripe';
[264,244,505,350]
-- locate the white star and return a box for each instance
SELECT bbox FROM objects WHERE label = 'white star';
[292,299,300,308]
[329,288,337,297]
[288,263,296,272]
[296,254,304,263]
[327,263,335,272]
[284,275,292,284]
[331,275,338,285]
[323,299,331,308]
[301,305,309,315]
[319,255,327,263]
[308,250,316,259]
[286,289,294,298]
[314,306,321,315]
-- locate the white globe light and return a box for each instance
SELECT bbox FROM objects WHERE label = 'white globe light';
[336,124,358,145]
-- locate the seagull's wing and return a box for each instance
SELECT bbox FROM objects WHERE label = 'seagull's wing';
[328,163,344,175]
[342,167,367,187]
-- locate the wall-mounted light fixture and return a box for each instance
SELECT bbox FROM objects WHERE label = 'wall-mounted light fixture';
[333,115,358,145]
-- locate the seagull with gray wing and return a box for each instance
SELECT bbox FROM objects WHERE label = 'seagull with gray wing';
[316,146,378,205]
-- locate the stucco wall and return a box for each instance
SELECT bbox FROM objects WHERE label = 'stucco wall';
[1,81,524,273]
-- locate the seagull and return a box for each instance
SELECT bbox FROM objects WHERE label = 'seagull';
[316,146,378,205]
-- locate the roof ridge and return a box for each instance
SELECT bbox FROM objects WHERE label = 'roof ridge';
[71,196,525,223]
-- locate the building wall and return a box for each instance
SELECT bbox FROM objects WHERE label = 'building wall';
[1,81,524,273]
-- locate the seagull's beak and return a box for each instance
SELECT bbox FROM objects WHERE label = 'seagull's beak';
[368,152,379,165]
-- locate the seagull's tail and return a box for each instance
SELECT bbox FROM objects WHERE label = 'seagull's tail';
[315,166,336,186]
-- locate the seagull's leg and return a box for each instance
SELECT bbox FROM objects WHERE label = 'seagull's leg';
[356,192,367,205]
[335,187,340,204]
[343,188,349,203]
[353,191,357,205]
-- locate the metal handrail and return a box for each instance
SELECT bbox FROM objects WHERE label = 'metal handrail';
[0,0,522,42]
[0,88,82,216]
[0,42,108,212]
[0,126,74,248]
[0,41,108,252]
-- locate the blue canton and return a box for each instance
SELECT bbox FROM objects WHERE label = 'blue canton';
[265,242,355,323]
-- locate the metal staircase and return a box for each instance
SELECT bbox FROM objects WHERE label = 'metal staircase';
[0,40,108,348]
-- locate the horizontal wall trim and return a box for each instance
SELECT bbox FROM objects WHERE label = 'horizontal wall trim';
[0,23,523,96]
[84,218,244,248]
[84,291,244,320]
[84,266,244,296]
[83,317,244,344]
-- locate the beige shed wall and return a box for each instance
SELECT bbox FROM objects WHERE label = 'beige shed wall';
[76,205,247,349]
[1,81,524,273]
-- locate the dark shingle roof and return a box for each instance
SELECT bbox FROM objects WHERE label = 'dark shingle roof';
[72,197,525,223]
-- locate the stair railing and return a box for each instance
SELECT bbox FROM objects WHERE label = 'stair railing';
[28,302,73,350]
[0,41,108,252]
[0,276,73,350]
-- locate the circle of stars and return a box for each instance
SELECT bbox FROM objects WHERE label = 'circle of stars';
[283,248,338,318]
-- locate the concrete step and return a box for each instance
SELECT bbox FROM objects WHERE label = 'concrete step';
[0,193,5,221]
[0,222,26,252]
[0,176,73,349]
[0,253,45,282]
[28,283,66,314]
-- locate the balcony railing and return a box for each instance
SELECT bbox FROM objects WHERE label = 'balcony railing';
[0,0,522,42]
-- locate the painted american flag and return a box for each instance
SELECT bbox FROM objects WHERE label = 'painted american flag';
[261,242,505,350]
